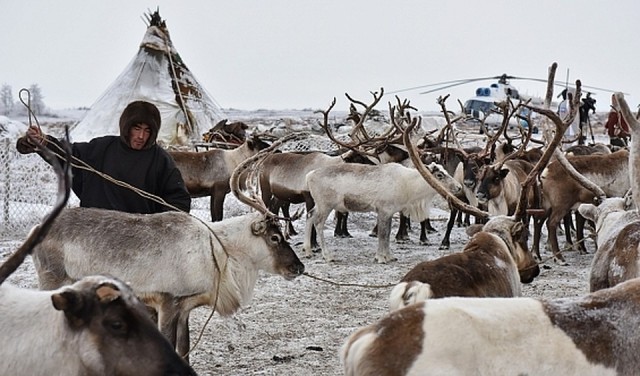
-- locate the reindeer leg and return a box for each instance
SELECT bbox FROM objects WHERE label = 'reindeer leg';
[314,209,333,262]
[376,214,395,264]
[575,211,588,254]
[455,210,464,227]
[547,211,567,264]
[419,220,429,245]
[303,208,317,257]
[211,190,226,222]
[303,193,320,251]
[280,202,297,236]
[334,211,352,238]
[563,213,574,248]
[340,212,352,238]
[532,216,545,261]
[157,297,180,352]
[423,218,437,233]
[176,310,190,362]
[396,214,410,243]
[369,220,378,238]
[439,208,458,250]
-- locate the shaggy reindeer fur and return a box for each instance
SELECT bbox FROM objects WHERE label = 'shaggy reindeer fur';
[1,275,194,376]
[343,277,640,376]
[389,215,539,311]
[32,207,304,358]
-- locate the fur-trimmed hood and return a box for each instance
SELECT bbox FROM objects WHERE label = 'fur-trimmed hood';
[119,101,161,149]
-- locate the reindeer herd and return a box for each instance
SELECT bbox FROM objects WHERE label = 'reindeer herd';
[3,64,640,374]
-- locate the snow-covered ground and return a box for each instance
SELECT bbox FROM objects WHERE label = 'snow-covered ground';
[0,108,611,375]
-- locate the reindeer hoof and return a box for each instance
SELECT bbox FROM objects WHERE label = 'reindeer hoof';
[323,254,336,263]
[553,257,568,266]
[438,244,448,250]
[375,256,397,264]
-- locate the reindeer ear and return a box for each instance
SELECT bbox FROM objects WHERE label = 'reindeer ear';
[510,221,524,238]
[96,283,122,303]
[466,224,484,237]
[52,290,89,327]
[52,290,81,312]
[251,220,268,235]
[624,195,635,211]
[577,203,598,222]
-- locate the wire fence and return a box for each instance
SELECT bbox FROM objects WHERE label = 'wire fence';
[0,138,79,238]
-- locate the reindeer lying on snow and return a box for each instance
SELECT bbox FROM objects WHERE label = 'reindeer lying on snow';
[0,132,194,376]
[32,135,305,359]
[389,215,539,311]
[343,277,640,376]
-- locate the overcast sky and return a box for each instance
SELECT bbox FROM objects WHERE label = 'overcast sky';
[2,1,638,113]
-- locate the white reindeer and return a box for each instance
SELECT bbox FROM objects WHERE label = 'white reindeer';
[303,162,462,263]
[31,135,305,359]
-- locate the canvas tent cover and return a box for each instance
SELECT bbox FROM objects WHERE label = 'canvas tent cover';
[71,11,225,146]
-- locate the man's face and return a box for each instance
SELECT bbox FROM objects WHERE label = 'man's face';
[129,123,152,150]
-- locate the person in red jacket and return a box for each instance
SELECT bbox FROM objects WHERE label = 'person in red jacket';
[16,101,191,213]
[604,94,631,148]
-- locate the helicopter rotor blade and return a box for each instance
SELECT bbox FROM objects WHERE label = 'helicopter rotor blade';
[386,76,503,95]
[389,73,628,98]
[418,80,482,95]
[554,82,627,95]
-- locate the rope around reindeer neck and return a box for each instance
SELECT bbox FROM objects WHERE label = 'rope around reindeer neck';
[18,92,228,359]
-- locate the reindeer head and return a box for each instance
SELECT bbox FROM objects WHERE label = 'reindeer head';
[230,133,307,279]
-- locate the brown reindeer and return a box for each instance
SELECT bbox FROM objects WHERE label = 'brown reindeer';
[343,278,640,376]
[390,215,540,311]
[532,150,630,260]
[170,133,271,221]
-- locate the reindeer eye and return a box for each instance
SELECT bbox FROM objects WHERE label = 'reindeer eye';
[104,319,127,335]
[435,172,444,179]
[270,234,282,243]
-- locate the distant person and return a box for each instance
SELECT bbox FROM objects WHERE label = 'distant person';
[557,88,580,145]
[578,93,597,145]
[604,94,630,148]
[16,100,191,213]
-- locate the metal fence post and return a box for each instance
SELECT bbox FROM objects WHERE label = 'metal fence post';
[2,138,10,232]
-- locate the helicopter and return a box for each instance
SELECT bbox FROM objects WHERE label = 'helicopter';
[388,73,621,130]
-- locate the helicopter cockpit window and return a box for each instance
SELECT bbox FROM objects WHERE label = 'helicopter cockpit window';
[464,100,495,117]
[507,88,520,99]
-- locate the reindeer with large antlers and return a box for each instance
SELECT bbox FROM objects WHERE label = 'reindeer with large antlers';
[475,101,538,217]
[524,70,627,262]
[30,134,305,360]
[303,101,462,263]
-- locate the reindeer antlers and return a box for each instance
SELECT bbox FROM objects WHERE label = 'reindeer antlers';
[230,132,307,218]
[400,107,491,220]
[317,89,410,161]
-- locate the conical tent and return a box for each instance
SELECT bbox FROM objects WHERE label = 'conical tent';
[71,10,225,146]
